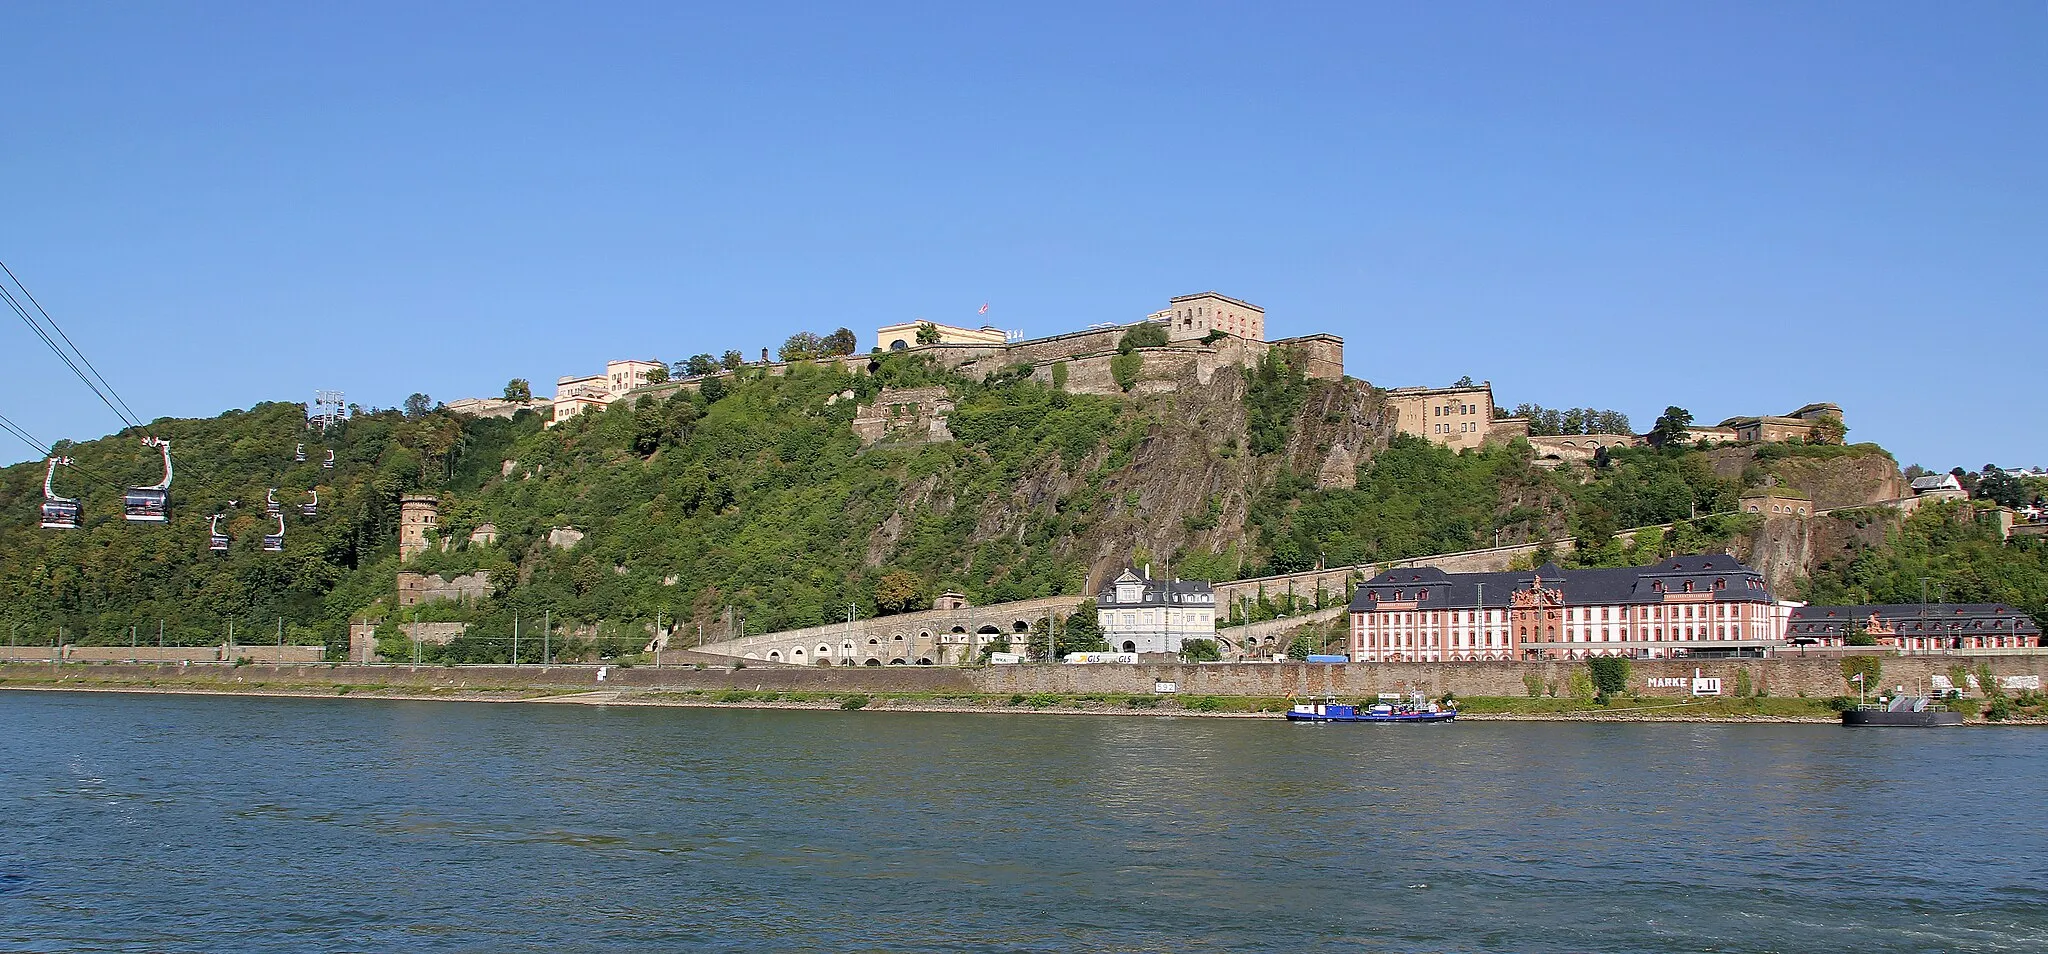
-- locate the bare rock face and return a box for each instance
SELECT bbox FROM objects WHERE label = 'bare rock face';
[546,526,586,549]
[1316,443,1358,489]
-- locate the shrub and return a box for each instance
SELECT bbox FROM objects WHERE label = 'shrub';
[1110,352,1143,391]
[1524,673,1543,697]
[1126,696,1160,708]
[1585,657,1631,701]
[1840,656,1882,693]
[1825,696,1857,712]
[1985,697,2014,722]
[840,695,869,710]
[1183,695,1223,711]
[1734,668,1753,698]
[1567,670,1596,700]
[1977,664,2003,698]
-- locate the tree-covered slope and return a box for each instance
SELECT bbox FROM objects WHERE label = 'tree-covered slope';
[4,348,1980,660]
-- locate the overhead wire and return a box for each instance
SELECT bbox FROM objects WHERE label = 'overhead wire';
[0,261,145,428]
[0,263,329,540]
[0,408,131,494]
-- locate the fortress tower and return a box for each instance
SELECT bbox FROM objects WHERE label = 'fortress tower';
[398,494,440,561]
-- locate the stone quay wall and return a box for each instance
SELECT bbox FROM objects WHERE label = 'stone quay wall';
[977,654,2048,700]
[10,654,2038,702]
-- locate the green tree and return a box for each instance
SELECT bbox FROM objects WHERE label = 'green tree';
[680,354,717,377]
[1057,600,1109,657]
[823,328,859,356]
[1809,414,1847,445]
[1178,638,1221,663]
[915,321,941,345]
[720,350,745,370]
[1647,406,1694,447]
[1117,323,1169,352]
[779,332,826,362]
[644,365,670,385]
[502,379,532,403]
[403,393,434,419]
[873,570,925,615]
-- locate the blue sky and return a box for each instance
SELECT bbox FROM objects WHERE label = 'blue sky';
[3,2,2042,471]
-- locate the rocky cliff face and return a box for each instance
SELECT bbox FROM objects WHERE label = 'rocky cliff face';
[904,357,1392,592]
[1705,445,1906,511]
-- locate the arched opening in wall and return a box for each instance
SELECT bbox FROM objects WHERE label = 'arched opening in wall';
[743,652,760,660]
[887,658,906,665]
[1121,641,1136,653]
[917,657,933,666]
[976,625,1001,643]
[950,626,966,635]
[767,651,781,661]
[864,658,882,666]
[819,644,833,657]
[1012,620,1030,633]
[889,340,908,351]
[791,648,806,660]
[868,638,880,646]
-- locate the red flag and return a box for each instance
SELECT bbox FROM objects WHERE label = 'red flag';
[978,302,989,315]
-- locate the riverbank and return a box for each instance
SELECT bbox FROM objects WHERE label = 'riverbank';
[6,668,2040,723]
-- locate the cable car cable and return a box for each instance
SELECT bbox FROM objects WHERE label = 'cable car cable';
[0,261,145,428]
[0,283,142,431]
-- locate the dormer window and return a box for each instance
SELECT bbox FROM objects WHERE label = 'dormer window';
[1713,579,1726,591]
[1683,581,1694,593]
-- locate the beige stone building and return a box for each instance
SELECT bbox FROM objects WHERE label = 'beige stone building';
[1157,292,1264,342]
[1717,403,1844,444]
[1383,383,1527,451]
[606,359,666,394]
[550,374,610,426]
[874,321,1010,353]
[398,495,439,562]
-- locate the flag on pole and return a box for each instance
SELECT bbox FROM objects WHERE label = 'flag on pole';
[978,302,989,316]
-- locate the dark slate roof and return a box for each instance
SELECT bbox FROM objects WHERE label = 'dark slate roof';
[1097,568,1215,608]
[1348,554,1773,612]
[1787,604,2043,638]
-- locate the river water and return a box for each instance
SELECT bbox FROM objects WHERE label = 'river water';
[1,691,2043,953]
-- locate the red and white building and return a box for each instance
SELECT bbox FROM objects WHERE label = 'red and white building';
[1348,555,1798,662]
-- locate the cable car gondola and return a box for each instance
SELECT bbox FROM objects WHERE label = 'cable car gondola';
[123,438,172,523]
[322,449,335,469]
[40,456,81,530]
[300,490,318,517]
[262,513,284,553]
[265,488,281,516]
[208,514,230,553]
[294,442,306,463]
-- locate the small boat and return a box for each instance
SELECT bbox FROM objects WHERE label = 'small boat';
[1842,694,1962,727]
[1286,694,1456,723]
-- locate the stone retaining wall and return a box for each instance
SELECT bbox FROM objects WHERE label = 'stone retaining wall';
[10,654,2038,701]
